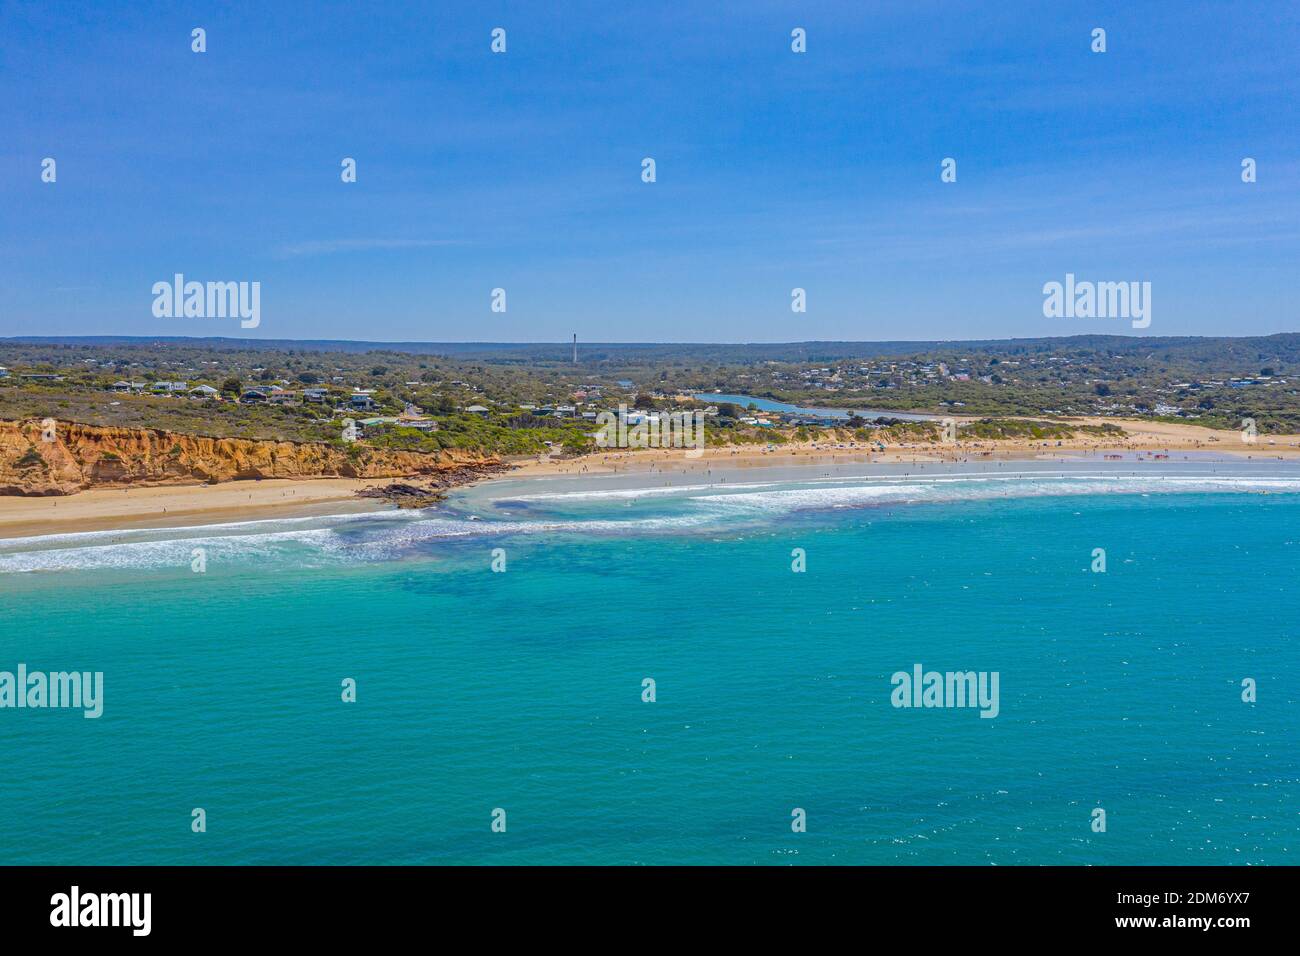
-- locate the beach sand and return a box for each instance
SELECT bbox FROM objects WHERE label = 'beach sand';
[0,478,390,539]
[3,418,1298,538]
[510,417,1300,478]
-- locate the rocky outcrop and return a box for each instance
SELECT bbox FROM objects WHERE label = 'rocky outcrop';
[0,419,499,496]
[354,463,515,508]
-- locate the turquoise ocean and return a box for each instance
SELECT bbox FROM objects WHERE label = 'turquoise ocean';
[1,458,1296,864]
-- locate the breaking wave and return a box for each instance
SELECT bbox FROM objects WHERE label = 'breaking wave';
[2,469,1298,574]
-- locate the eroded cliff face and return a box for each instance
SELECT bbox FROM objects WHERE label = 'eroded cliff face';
[0,419,497,496]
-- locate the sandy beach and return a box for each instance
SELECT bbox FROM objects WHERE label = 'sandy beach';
[0,478,389,539]
[2,417,1298,539]
[509,416,1300,478]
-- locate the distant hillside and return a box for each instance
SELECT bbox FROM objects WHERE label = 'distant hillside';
[6,333,1300,367]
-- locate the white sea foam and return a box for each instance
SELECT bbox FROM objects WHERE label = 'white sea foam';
[3,471,1297,574]
[0,507,413,552]
[689,474,1300,513]
[489,471,1300,509]
[0,511,718,573]
[502,482,768,502]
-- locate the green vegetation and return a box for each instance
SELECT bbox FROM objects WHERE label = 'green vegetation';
[16,448,45,469]
[960,419,1124,440]
[2,334,1297,458]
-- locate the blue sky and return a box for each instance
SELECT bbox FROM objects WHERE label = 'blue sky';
[2,1,1297,342]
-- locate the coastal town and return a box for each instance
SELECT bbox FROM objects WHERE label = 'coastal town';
[2,334,1298,456]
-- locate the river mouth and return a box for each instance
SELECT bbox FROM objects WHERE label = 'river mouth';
[693,392,940,421]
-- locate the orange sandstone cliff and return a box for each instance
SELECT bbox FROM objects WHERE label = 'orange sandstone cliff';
[0,419,499,496]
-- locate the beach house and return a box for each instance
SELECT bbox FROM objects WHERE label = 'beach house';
[349,391,378,411]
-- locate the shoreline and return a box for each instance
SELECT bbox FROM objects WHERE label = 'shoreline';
[506,415,1300,479]
[3,417,1299,539]
[0,478,392,540]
